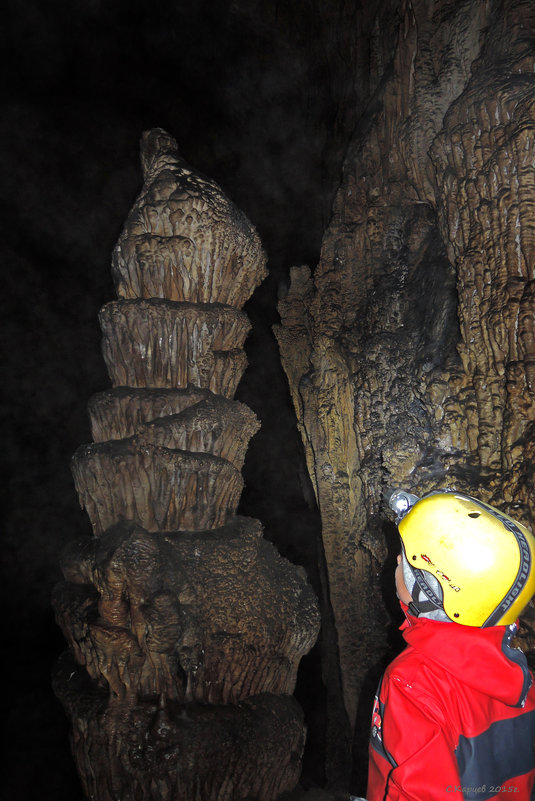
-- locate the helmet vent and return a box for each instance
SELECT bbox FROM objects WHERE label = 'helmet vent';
[468,512,481,518]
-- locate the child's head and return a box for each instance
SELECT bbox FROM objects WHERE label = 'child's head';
[389,490,535,627]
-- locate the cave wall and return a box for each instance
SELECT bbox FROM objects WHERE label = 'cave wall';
[276,0,535,784]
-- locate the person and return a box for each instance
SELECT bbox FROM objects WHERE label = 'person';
[367,489,535,801]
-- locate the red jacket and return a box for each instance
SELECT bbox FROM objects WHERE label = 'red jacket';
[367,605,535,800]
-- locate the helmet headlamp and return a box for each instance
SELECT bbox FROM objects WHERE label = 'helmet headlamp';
[388,489,420,522]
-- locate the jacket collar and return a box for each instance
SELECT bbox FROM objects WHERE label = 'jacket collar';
[399,602,532,707]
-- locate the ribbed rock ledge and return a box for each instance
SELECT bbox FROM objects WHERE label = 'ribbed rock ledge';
[72,441,243,535]
[53,652,304,801]
[135,397,260,470]
[100,299,250,395]
[89,391,260,470]
[111,128,268,308]
[88,386,215,441]
[54,518,320,703]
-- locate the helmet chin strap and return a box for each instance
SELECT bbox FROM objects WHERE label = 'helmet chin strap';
[402,552,451,623]
[407,600,422,618]
[408,587,446,618]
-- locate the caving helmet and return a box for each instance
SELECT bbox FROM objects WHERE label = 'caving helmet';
[388,489,535,627]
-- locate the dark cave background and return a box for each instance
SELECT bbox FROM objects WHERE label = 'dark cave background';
[1,1,369,798]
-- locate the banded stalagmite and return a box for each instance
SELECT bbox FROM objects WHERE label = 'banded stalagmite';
[53,129,320,801]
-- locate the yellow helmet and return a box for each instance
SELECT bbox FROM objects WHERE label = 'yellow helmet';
[393,490,535,627]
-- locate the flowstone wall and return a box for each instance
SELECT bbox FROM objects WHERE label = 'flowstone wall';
[53,129,320,801]
[276,0,535,785]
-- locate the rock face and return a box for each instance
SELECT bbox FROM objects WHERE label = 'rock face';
[275,0,535,784]
[54,129,320,801]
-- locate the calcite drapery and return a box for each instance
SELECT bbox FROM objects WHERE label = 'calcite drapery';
[275,0,535,783]
[54,129,320,801]
[72,440,244,535]
[87,386,215,441]
[88,389,258,468]
[99,299,250,395]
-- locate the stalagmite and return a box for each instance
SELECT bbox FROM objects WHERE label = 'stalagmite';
[54,129,320,801]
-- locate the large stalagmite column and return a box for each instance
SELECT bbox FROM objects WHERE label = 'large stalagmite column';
[275,0,535,785]
[53,129,320,801]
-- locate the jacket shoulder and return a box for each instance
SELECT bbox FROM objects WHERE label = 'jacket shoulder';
[381,646,450,721]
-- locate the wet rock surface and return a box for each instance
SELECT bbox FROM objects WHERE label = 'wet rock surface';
[54,651,305,801]
[276,0,535,782]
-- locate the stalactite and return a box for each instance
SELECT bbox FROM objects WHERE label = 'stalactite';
[53,129,320,801]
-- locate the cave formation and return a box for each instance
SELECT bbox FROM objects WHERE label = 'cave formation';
[50,2,535,800]
[276,0,535,788]
[53,129,320,801]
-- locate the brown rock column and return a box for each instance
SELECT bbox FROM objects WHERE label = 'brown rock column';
[275,0,535,785]
[53,129,320,801]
